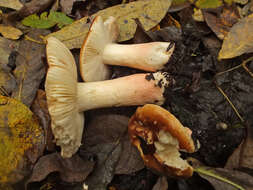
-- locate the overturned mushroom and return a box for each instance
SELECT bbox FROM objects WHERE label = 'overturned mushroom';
[45,37,174,158]
[80,16,175,82]
[128,104,195,178]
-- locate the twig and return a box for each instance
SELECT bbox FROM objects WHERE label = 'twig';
[215,83,244,122]
[0,86,9,96]
[242,57,253,78]
[25,35,45,44]
[213,57,253,122]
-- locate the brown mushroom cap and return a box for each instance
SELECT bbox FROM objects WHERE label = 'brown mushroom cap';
[128,104,195,178]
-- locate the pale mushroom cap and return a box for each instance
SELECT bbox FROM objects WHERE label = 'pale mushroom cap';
[45,37,84,158]
[80,16,119,82]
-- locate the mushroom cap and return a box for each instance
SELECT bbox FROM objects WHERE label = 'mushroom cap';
[80,15,119,82]
[45,37,84,158]
[128,104,195,178]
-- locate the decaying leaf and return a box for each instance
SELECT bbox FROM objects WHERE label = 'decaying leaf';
[31,90,55,151]
[0,38,19,96]
[0,37,19,66]
[195,0,223,9]
[0,25,23,40]
[80,112,131,189]
[11,29,50,107]
[0,95,44,184]
[115,134,144,175]
[219,14,253,59]
[152,176,168,190]
[46,0,172,49]
[192,8,204,22]
[0,69,16,96]
[15,0,55,18]
[22,11,73,29]
[0,0,23,10]
[226,120,253,170]
[60,0,79,15]
[26,152,94,187]
[169,0,191,12]
[196,167,253,190]
[203,7,240,40]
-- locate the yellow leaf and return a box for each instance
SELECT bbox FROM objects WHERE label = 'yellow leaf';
[192,8,204,22]
[0,95,43,184]
[0,25,23,40]
[219,14,253,59]
[0,0,23,10]
[46,0,172,49]
[195,0,223,9]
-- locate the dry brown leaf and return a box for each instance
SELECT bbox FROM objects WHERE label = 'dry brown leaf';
[197,167,253,190]
[11,29,49,107]
[0,37,19,67]
[60,0,79,15]
[46,0,172,49]
[26,152,94,187]
[0,0,23,10]
[152,176,168,190]
[226,120,253,170]
[219,14,253,59]
[0,25,23,40]
[203,7,240,40]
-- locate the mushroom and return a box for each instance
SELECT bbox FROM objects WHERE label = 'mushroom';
[45,37,174,158]
[128,104,196,178]
[79,15,175,82]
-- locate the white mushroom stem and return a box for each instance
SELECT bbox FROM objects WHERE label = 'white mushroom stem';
[103,42,174,72]
[80,16,175,82]
[77,72,169,112]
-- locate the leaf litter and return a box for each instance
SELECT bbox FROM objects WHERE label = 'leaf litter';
[1,0,253,190]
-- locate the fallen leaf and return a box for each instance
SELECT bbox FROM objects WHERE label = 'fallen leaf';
[196,167,253,190]
[169,0,191,12]
[0,38,19,96]
[192,8,204,22]
[203,7,240,40]
[0,25,23,40]
[115,134,144,175]
[60,0,79,15]
[0,68,16,96]
[233,0,248,4]
[0,0,23,10]
[26,152,94,187]
[22,11,73,29]
[226,119,253,170]
[0,95,44,185]
[46,0,172,49]
[195,0,223,9]
[219,14,253,59]
[80,112,130,190]
[0,37,19,66]
[16,0,55,18]
[31,90,55,152]
[152,176,168,190]
[11,29,50,107]
[132,18,153,44]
